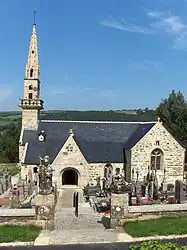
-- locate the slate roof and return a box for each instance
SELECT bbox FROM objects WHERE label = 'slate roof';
[22,120,156,165]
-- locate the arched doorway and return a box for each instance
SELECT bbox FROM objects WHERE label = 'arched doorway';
[62,168,78,185]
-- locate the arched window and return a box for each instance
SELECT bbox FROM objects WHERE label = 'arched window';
[30,68,34,77]
[29,85,32,90]
[151,149,163,170]
[29,93,33,99]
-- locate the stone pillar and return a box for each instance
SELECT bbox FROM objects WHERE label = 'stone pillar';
[110,193,129,229]
[35,193,55,230]
[175,180,184,204]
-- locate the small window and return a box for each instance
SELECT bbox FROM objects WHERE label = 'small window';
[30,69,34,77]
[33,167,38,173]
[32,50,34,54]
[29,93,33,99]
[29,85,32,90]
[115,168,120,175]
[104,167,108,178]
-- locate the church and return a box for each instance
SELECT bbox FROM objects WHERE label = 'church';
[19,20,186,191]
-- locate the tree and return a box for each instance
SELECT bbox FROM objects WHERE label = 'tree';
[0,122,20,163]
[156,90,187,147]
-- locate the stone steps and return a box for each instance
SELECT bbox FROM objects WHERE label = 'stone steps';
[55,188,85,209]
[54,187,103,231]
[54,206,103,231]
[48,228,120,244]
[35,228,134,245]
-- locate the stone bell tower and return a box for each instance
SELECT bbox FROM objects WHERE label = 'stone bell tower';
[19,12,44,130]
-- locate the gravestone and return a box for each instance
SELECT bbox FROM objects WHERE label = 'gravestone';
[17,179,26,201]
[110,193,129,229]
[162,182,167,192]
[3,168,12,191]
[9,185,20,208]
[0,182,3,194]
[0,177,4,194]
[175,180,184,204]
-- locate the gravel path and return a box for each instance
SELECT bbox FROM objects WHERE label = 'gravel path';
[34,188,133,245]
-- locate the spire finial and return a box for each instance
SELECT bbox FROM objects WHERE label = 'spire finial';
[69,129,74,136]
[33,10,36,25]
[157,117,161,123]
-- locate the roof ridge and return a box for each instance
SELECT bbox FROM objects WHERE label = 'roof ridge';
[40,120,157,124]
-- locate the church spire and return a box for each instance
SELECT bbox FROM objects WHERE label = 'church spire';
[19,12,44,131]
[25,11,39,79]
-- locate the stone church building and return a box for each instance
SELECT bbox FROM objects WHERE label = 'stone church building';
[19,21,186,191]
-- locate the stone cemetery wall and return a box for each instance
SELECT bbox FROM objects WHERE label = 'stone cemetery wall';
[0,209,36,222]
[0,208,53,229]
[110,193,187,227]
[128,203,187,214]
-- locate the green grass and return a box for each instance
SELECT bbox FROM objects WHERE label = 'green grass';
[0,113,20,126]
[0,120,12,126]
[123,216,187,237]
[0,225,41,243]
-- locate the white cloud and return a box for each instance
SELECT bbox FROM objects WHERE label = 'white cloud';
[101,9,187,51]
[128,61,162,71]
[148,11,187,50]
[100,16,154,34]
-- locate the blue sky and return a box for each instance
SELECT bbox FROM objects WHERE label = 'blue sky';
[1,0,187,111]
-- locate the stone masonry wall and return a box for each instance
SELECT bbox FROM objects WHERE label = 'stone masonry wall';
[52,131,125,189]
[52,133,90,188]
[131,120,185,186]
[22,109,38,130]
[78,163,124,187]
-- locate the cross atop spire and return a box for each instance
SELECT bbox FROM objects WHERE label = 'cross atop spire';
[33,10,36,25]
